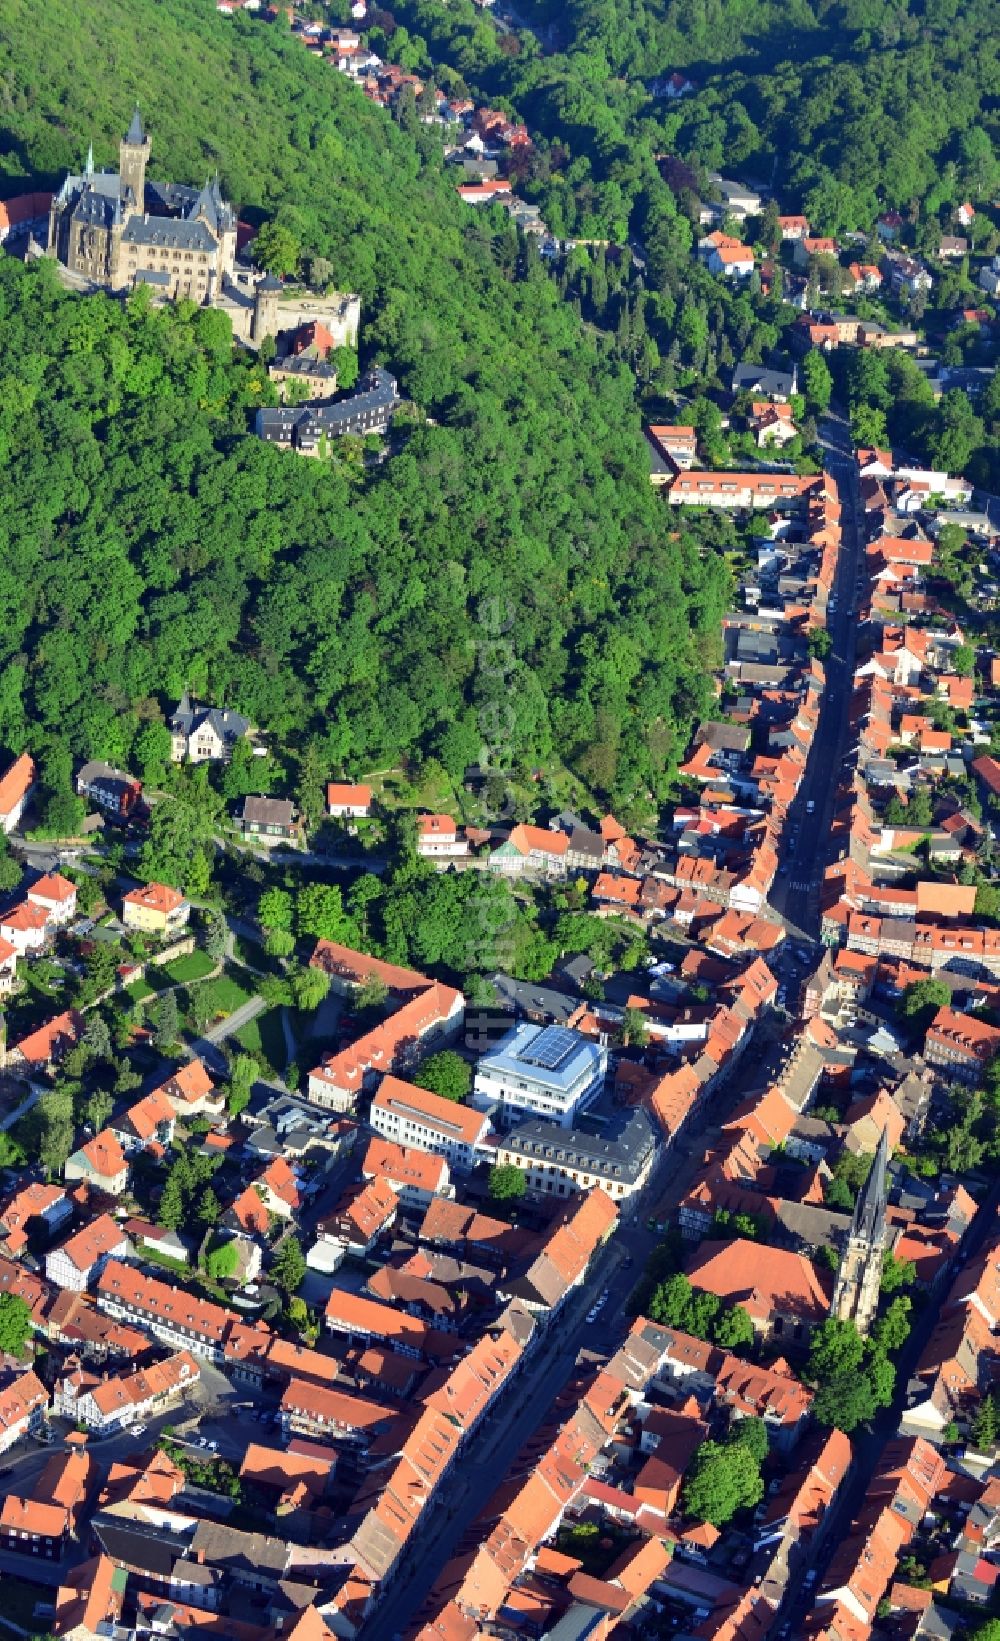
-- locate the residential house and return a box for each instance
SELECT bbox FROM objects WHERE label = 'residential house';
[0,900,51,953]
[157,1058,225,1119]
[55,1350,199,1432]
[0,752,36,833]
[45,1213,129,1292]
[361,1135,453,1209]
[9,1009,83,1073]
[238,795,301,847]
[416,814,470,859]
[0,1183,72,1258]
[327,783,372,818]
[109,1088,176,1156]
[97,1259,236,1362]
[320,1176,400,1259]
[0,1443,94,1560]
[76,760,142,817]
[646,424,697,477]
[924,1006,1000,1084]
[732,362,797,401]
[0,936,17,994]
[121,881,191,935]
[307,942,464,1112]
[26,872,77,924]
[169,693,252,762]
[64,1131,129,1198]
[52,1555,126,1638]
[707,176,762,221]
[0,1369,49,1454]
[489,824,570,878]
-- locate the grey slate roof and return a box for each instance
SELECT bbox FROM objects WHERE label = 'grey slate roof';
[503,1107,657,1186]
[170,693,251,747]
[123,214,218,252]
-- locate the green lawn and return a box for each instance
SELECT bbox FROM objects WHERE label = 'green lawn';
[126,976,156,1002]
[202,973,252,1015]
[236,1005,287,1076]
[164,950,217,985]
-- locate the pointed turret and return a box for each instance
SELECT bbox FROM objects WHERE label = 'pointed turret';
[85,142,94,179]
[126,107,145,146]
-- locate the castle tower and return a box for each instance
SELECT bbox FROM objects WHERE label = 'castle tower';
[831,1125,889,1335]
[119,108,151,213]
[252,272,283,345]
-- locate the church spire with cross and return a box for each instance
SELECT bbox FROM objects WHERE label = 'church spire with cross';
[830,1124,890,1335]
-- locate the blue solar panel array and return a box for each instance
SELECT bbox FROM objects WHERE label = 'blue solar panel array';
[520,1025,579,1071]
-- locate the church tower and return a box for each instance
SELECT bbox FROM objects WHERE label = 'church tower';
[119,108,151,213]
[831,1125,889,1335]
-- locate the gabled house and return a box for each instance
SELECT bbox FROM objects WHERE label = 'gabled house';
[64,1131,129,1199]
[327,782,372,818]
[46,1212,129,1292]
[121,880,190,934]
[169,693,252,763]
[110,1088,176,1156]
[0,752,36,833]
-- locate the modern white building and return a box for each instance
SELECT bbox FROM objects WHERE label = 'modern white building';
[472,1023,607,1129]
[369,1074,490,1170]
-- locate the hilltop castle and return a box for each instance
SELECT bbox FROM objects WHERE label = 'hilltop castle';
[46,110,290,345]
[46,110,362,354]
[48,110,239,303]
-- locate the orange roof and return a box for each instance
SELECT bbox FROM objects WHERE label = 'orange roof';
[123,881,186,915]
[324,1288,432,1348]
[77,1128,127,1180]
[0,1493,70,1538]
[338,1175,400,1240]
[240,1439,335,1493]
[362,1135,449,1194]
[229,1184,271,1237]
[258,1155,300,1210]
[373,1074,485,1145]
[158,1058,216,1107]
[280,1376,393,1434]
[1,901,52,932]
[505,824,569,857]
[686,1237,832,1323]
[54,1211,125,1273]
[418,813,458,837]
[327,782,372,808]
[0,752,35,818]
[28,872,75,904]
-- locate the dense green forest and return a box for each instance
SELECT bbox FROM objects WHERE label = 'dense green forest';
[368,0,1000,241]
[0,0,730,820]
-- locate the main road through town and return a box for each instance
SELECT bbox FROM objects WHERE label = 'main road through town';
[768,411,863,943]
[362,1009,795,1641]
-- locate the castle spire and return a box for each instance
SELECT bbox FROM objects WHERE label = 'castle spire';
[126,106,145,146]
[85,142,94,178]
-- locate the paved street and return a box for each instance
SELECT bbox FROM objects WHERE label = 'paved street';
[362,1014,791,1641]
[768,412,862,943]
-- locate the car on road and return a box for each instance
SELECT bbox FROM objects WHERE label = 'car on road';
[805,799,816,814]
[132,1423,147,1437]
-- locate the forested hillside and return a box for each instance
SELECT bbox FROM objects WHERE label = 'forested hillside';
[374,0,1000,241]
[0,0,730,820]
